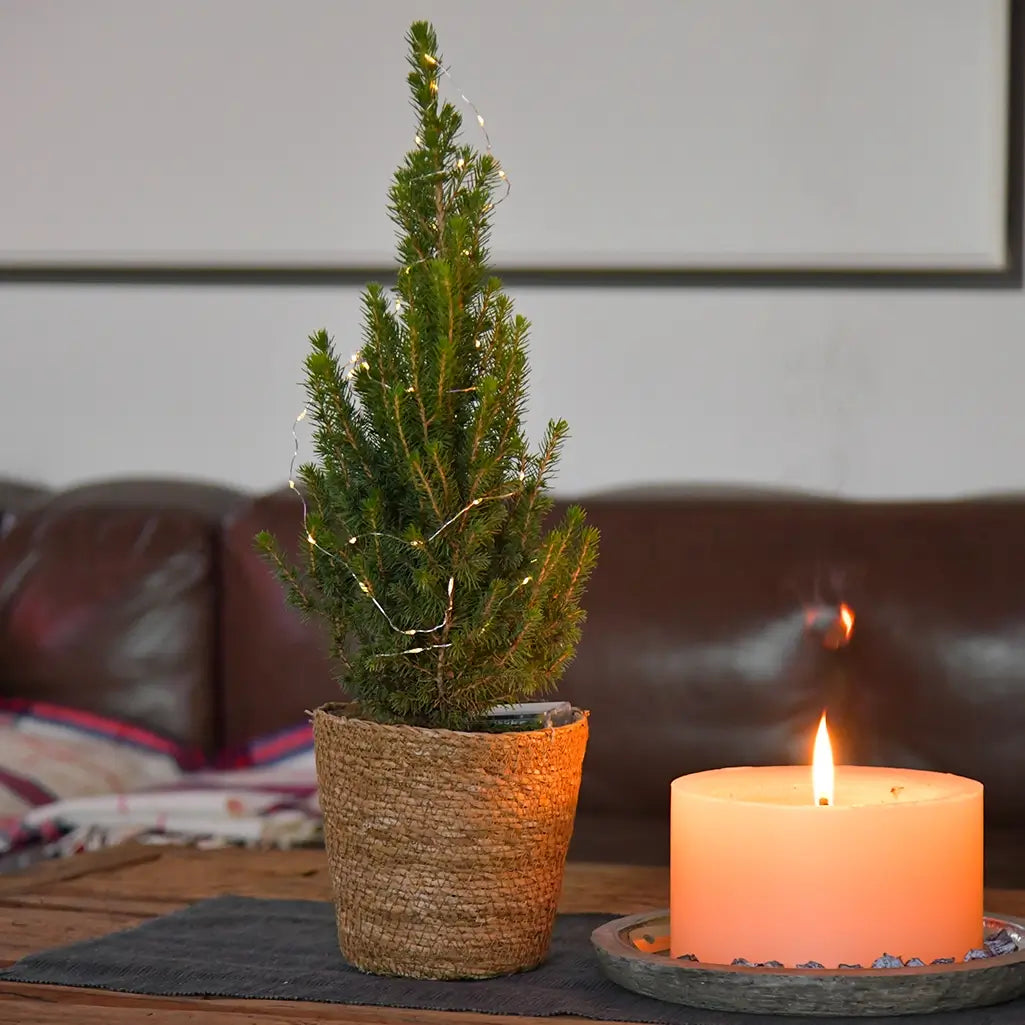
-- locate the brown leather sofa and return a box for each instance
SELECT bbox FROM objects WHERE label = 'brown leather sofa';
[2,478,1024,884]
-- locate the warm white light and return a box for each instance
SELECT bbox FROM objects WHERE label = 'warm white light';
[477,114,485,127]
[296,408,307,422]
[812,712,834,807]
[839,603,855,640]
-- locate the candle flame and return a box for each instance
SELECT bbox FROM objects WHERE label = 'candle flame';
[805,603,856,650]
[839,604,855,641]
[812,712,834,807]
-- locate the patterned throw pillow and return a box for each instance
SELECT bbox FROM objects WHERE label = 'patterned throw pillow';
[13,718,320,857]
[216,720,314,773]
[0,698,200,852]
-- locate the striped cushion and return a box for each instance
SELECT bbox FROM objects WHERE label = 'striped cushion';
[0,699,198,852]
[216,721,313,771]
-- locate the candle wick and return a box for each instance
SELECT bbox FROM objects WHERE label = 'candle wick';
[818,797,830,806]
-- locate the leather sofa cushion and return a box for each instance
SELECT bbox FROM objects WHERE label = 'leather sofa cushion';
[220,490,338,749]
[0,481,243,752]
[555,493,1025,826]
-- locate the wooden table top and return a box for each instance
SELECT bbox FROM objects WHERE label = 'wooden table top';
[2,844,1023,1025]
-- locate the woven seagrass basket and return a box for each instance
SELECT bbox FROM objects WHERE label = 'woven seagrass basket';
[312,701,588,979]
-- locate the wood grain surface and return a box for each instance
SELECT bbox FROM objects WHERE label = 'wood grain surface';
[0,846,1021,1024]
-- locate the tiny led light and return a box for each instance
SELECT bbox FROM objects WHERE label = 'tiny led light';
[399,41,511,231]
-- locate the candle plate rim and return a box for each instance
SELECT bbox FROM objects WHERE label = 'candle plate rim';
[592,909,1025,1017]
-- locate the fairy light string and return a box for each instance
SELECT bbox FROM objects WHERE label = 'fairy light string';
[421,49,509,197]
[284,51,527,660]
[288,398,532,651]
[399,49,511,285]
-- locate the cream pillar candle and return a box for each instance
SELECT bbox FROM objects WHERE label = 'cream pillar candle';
[670,728,983,968]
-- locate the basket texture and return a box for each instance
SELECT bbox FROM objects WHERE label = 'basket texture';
[313,702,589,979]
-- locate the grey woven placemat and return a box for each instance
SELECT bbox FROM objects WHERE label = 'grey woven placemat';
[3,896,1023,1025]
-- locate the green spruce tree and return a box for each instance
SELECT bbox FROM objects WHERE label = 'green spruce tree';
[257,21,598,731]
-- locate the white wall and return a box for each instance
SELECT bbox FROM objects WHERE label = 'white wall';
[0,0,1009,269]
[2,282,1025,499]
[0,0,1022,500]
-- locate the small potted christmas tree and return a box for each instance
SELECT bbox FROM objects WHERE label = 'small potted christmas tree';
[258,21,597,980]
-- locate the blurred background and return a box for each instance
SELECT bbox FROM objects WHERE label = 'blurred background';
[0,0,1021,499]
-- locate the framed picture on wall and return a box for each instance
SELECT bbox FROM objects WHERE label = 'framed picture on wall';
[0,0,1018,282]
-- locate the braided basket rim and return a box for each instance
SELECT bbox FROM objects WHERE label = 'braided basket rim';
[312,700,589,744]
